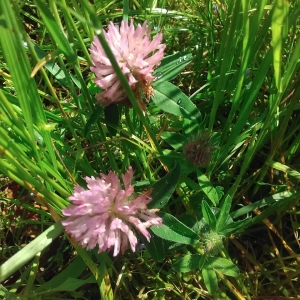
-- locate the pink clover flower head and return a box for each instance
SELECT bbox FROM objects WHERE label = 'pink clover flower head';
[89,19,165,109]
[62,166,163,256]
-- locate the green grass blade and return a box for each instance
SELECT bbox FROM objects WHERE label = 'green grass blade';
[0,0,58,170]
[208,1,242,131]
[0,222,64,283]
[271,0,289,92]
[269,161,300,180]
[0,1,38,155]
[34,0,76,61]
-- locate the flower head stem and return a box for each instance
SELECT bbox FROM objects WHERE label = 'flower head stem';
[83,5,163,154]
[98,28,162,153]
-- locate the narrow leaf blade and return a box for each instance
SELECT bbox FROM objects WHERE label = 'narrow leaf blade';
[216,195,232,231]
[34,0,76,61]
[197,170,219,205]
[149,162,180,209]
[202,201,217,231]
[202,265,218,295]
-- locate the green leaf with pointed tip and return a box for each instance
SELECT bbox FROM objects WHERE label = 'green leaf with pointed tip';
[154,52,193,82]
[197,170,219,205]
[216,195,232,231]
[151,212,199,245]
[202,201,217,231]
[231,190,298,219]
[148,162,180,209]
[152,81,201,122]
[220,218,252,236]
[84,106,103,137]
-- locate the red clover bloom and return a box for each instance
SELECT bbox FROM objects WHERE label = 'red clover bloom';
[89,19,165,108]
[62,167,162,256]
